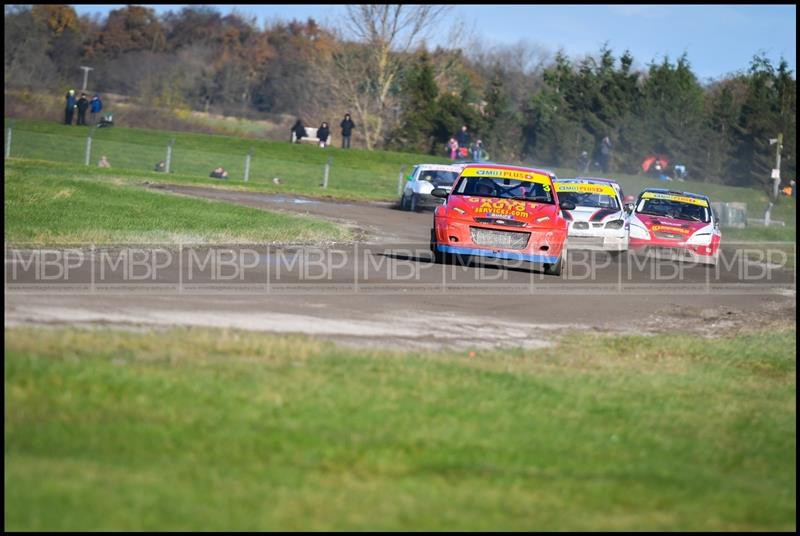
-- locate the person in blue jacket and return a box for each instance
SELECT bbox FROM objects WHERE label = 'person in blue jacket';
[90,94,103,125]
[64,89,76,125]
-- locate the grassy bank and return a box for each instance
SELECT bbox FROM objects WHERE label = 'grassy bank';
[4,159,349,245]
[4,118,450,202]
[5,326,796,531]
[4,118,797,231]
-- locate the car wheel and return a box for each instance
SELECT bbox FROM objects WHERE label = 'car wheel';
[410,193,420,212]
[543,252,564,276]
[400,192,410,210]
[431,243,450,265]
[431,229,445,264]
[433,247,450,265]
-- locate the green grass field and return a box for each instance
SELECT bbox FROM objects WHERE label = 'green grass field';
[4,326,796,531]
[4,118,450,202]
[4,118,796,235]
[4,159,349,245]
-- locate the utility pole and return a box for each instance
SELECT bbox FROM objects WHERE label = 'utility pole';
[764,133,783,226]
[79,66,94,91]
[769,133,783,200]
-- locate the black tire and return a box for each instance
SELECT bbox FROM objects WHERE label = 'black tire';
[433,247,450,265]
[400,192,410,210]
[704,254,719,268]
[431,228,444,264]
[543,252,564,276]
[410,193,420,212]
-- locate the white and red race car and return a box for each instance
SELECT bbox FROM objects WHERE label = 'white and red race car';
[627,188,721,265]
[400,163,466,211]
[554,177,629,254]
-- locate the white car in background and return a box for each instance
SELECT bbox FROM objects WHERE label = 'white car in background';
[400,163,466,211]
[553,177,630,254]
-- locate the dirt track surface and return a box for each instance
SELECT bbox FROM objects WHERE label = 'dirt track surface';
[5,184,796,350]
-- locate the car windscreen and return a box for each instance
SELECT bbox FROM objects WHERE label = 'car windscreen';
[418,170,460,187]
[556,191,619,210]
[636,197,710,223]
[453,176,554,204]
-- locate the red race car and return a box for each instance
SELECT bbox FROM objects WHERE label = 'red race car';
[430,164,574,275]
[627,188,721,265]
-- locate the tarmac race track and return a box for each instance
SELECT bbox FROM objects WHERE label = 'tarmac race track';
[4,184,796,350]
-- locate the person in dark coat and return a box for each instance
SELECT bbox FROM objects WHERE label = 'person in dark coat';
[76,93,89,126]
[456,125,470,150]
[64,89,76,125]
[90,94,102,125]
[317,122,330,148]
[291,119,307,143]
[340,113,355,148]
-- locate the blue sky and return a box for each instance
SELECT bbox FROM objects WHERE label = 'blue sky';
[72,4,796,81]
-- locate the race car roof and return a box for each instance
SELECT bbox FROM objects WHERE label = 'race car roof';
[640,188,710,202]
[461,163,556,178]
[555,177,621,187]
[415,163,467,172]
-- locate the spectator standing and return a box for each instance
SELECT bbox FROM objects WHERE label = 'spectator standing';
[90,94,102,125]
[98,155,110,168]
[340,113,355,148]
[599,135,612,173]
[317,122,330,148]
[472,139,484,162]
[291,119,307,143]
[447,137,459,160]
[76,93,89,126]
[456,125,471,151]
[64,89,76,125]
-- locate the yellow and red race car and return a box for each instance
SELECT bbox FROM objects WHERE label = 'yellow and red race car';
[429,163,574,275]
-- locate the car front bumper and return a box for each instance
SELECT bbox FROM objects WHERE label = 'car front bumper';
[433,219,567,264]
[566,229,628,251]
[629,237,719,264]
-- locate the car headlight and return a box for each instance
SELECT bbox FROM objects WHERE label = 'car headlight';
[628,223,650,239]
[686,232,712,246]
[536,216,551,223]
[605,219,624,229]
[452,207,466,215]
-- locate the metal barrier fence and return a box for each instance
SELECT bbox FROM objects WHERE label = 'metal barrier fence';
[4,123,408,199]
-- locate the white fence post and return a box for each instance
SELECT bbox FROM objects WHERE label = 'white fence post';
[244,148,252,182]
[397,165,406,196]
[5,123,12,159]
[84,127,95,166]
[322,156,331,189]
[165,139,175,173]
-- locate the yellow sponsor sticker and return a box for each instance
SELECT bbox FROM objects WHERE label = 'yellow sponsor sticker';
[473,198,530,218]
[642,191,709,207]
[462,167,551,185]
[554,182,617,196]
[651,224,691,234]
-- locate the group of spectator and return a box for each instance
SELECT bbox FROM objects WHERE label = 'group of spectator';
[64,89,104,126]
[577,135,614,173]
[291,113,356,149]
[447,125,486,162]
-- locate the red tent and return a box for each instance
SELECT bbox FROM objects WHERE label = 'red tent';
[641,154,669,173]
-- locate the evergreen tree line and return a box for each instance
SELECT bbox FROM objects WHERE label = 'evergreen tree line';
[4,5,795,190]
